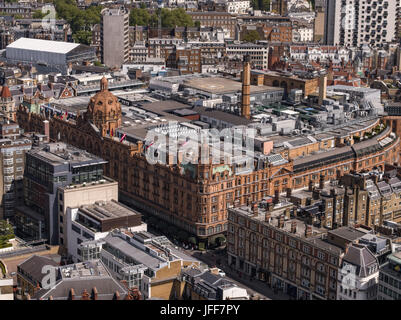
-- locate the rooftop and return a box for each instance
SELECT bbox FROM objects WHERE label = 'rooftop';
[29,142,106,167]
[183,77,281,95]
[78,200,141,222]
[6,37,80,54]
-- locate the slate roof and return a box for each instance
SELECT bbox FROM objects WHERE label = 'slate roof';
[18,255,59,285]
[342,245,378,278]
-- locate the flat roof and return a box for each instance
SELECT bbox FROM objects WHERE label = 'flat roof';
[7,37,80,54]
[183,77,282,95]
[78,200,140,221]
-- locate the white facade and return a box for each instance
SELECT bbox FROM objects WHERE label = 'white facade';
[226,0,251,14]
[6,37,79,66]
[221,286,249,299]
[325,0,397,47]
[337,262,379,300]
[290,46,350,62]
[293,27,314,42]
[66,207,147,262]
[0,278,13,300]
[226,43,269,70]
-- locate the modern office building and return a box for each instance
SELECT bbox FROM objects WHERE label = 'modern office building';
[324,0,397,47]
[378,251,401,300]
[66,200,146,262]
[14,142,109,245]
[100,7,129,69]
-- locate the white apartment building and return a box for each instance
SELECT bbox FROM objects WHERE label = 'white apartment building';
[66,200,146,263]
[337,245,379,300]
[226,0,251,14]
[293,27,314,42]
[324,0,397,47]
[289,45,350,62]
[226,43,269,70]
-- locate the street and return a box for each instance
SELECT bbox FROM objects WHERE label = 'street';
[183,247,291,300]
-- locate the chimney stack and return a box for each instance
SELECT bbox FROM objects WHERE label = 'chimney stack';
[318,75,327,105]
[92,287,98,300]
[291,221,297,233]
[43,120,49,142]
[274,189,279,204]
[308,180,314,192]
[69,288,75,300]
[241,55,251,120]
[304,224,313,238]
[285,207,291,219]
[278,215,285,228]
[252,202,258,217]
[319,174,325,189]
[265,211,271,223]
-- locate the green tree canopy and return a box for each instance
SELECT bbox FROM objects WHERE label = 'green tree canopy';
[0,220,14,238]
[129,8,151,26]
[251,0,270,11]
[54,0,102,44]
[243,30,261,42]
[129,8,194,28]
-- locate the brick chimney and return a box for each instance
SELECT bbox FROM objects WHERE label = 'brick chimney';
[81,289,90,300]
[265,211,271,223]
[278,215,285,228]
[291,220,297,233]
[304,224,312,238]
[92,287,98,300]
[241,55,251,119]
[285,207,291,219]
[308,180,313,192]
[319,174,325,189]
[274,189,279,204]
[69,288,75,300]
[252,202,258,217]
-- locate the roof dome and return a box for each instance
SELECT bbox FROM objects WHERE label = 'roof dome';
[87,77,121,120]
[86,77,122,137]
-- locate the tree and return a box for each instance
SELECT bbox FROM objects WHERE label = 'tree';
[194,20,201,28]
[0,220,13,238]
[251,0,270,11]
[73,30,92,45]
[129,8,151,26]
[130,8,194,28]
[54,0,102,44]
[243,30,261,43]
